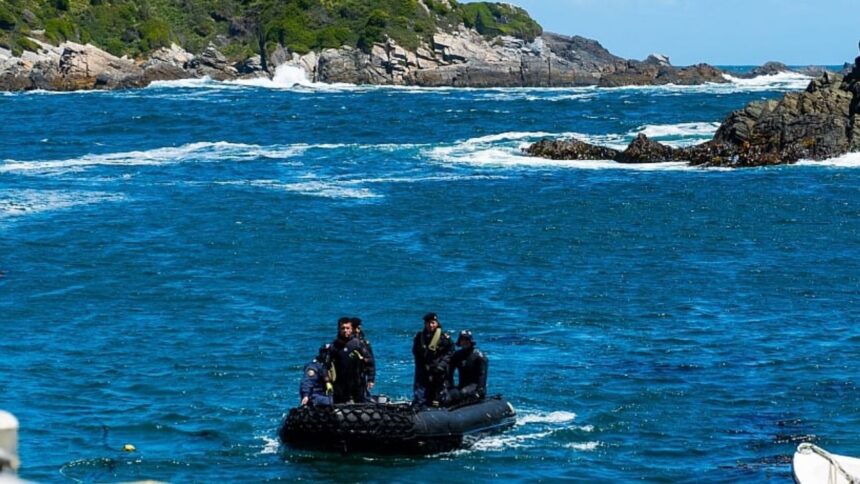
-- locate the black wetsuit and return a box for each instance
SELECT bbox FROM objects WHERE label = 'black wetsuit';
[356,331,376,397]
[448,347,488,403]
[327,335,370,404]
[412,329,454,406]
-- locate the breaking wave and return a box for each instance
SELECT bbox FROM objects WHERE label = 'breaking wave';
[0,189,124,220]
[634,122,720,141]
[795,152,860,168]
[0,142,305,175]
[426,131,706,170]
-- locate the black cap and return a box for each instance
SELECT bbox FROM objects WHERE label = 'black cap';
[318,343,330,358]
[423,312,438,322]
[350,317,362,327]
[457,330,474,345]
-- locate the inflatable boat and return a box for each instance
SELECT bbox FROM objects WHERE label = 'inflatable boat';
[279,396,516,454]
[793,443,860,484]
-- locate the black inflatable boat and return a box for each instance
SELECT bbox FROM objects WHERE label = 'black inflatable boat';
[279,396,516,454]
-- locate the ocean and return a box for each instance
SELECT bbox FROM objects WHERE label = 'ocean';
[1,68,858,482]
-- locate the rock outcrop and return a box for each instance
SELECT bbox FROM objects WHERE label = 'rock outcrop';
[281,28,727,88]
[0,39,266,91]
[526,54,860,168]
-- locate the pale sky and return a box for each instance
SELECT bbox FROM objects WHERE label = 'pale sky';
[475,0,858,66]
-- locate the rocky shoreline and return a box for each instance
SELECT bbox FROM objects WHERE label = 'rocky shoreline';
[0,26,738,91]
[526,54,860,168]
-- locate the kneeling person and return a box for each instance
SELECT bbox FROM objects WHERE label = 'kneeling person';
[300,345,333,407]
[448,330,487,404]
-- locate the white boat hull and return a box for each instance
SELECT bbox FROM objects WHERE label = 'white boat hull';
[793,444,860,484]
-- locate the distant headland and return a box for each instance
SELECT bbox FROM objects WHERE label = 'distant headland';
[0,0,824,91]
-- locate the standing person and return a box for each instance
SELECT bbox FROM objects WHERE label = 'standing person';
[299,344,333,407]
[447,330,488,405]
[412,312,454,407]
[327,317,370,404]
[350,317,376,398]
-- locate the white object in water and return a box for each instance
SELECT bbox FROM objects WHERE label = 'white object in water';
[793,443,860,484]
[0,410,19,473]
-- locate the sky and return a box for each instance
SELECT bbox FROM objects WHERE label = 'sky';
[474,0,859,66]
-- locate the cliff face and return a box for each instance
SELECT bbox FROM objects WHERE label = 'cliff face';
[280,28,726,88]
[0,28,728,91]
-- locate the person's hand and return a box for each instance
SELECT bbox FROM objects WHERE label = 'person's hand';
[325,382,334,395]
[367,382,375,390]
[301,396,309,406]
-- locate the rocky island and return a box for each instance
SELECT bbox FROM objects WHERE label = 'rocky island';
[527,47,860,168]
[0,0,731,91]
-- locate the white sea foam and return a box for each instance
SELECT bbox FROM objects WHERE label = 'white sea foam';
[426,131,706,171]
[518,411,578,425]
[564,441,601,451]
[0,189,124,219]
[795,152,860,168]
[0,141,305,175]
[634,122,721,139]
[257,435,280,455]
[220,179,380,199]
[723,71,813,90]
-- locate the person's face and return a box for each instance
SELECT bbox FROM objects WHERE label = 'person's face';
[459,338,473,349]
[424,319,439,332]
[339,323,353,339]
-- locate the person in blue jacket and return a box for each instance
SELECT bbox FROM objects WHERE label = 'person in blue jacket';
[300,345,333,407]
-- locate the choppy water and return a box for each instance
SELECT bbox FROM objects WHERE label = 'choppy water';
[1,69,859,482]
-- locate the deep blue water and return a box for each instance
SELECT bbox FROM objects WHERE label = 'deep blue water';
[2,72,859,482]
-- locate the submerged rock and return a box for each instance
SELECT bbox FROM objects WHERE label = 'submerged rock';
[525,138,620,160]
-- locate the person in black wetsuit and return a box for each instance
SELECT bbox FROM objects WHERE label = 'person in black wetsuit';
[327,317,371,404]
[447,330,488,405]
[412,312,454,407]
[350,317,376,399]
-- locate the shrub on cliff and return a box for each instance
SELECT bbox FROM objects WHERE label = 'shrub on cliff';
[0,6,16,30]
[1,0,542,60]
[458,2,542,41]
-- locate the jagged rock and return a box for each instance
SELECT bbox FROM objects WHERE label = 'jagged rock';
[645,54,670,66]
[186,42,236,80]
[235,55,266,75]
[145,43,195,68]
[617,134,680,163]
[749,61,789,77]
[525,138,620,160]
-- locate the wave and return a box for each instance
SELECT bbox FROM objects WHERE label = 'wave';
[257,434,280,455]
[0,189,124,219]
[723,71,813,90]
[795,152,860,168]
[564,441,601,451]
[518,410,578,425]
[216,179,381,199]
[426,131,708,170]
[634,122,721,140]
[0,141,305,175]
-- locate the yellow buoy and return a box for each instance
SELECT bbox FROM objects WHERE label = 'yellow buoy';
[122,444,136,452]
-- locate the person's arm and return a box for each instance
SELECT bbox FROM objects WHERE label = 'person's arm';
[364,340,376,388]
[477,354,488,398]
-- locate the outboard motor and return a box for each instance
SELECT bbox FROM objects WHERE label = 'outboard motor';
[0,410,20,475]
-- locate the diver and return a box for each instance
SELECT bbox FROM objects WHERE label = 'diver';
[299,344,333,407]
[350,317,376,398]
[327,317,371,404]
[447,330,488,405]
[412,312,454,407]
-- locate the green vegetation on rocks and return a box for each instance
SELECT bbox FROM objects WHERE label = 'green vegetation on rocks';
[0,0,542,60]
